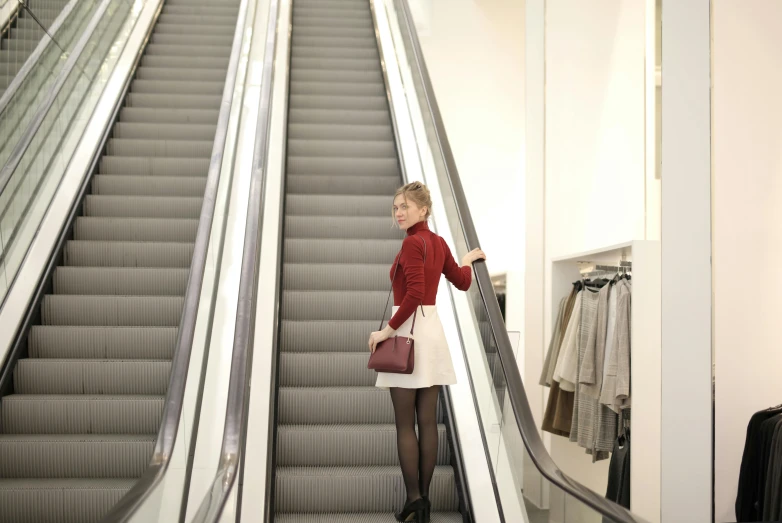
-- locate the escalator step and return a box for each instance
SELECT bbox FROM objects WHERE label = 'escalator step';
[282,239,400,264]
[92,175,207,197]
[53,267,190,295]
[0,478,135,523]
[286,193,389,216]
[288,139,395,159]
[14,360,171,395]
[292,25,374,39]
[144,43,232,58]
[293,6,371,18]
[293,16,373,30]
[288,108,388,126]
[41,295,185,326]
[141,54,229,69]
[289,80,384,97]
[150,32,234,47]
[63,241,194,268]
[131,78,225,95]
[276,424,448,466]
[157,14,237,26]
[280,353,375,386]
[113,122,217,141]
[125,92,222,110]
[287,174,398,196]
[84,195,203,218]
[280,320,385,353]
[283,263,389,291]
[119,107,219,124]
[289,93,387,111]
[276,514,463,523]
[99,156,209,176]
[153,23,236,36]
[287,156,399,176]
[0,435,154,478]
[275,466,457,512]
[1,395,164,434]
[29,326,177,359]
[290,68,382,84]
[135,66,228,82]
[284,215,404,240]
[290,57,381,73]
[278,387,396,424]
[163,5,238,16]
[287,122,391,141]
[73,217,199,242]
[281,290,392,321]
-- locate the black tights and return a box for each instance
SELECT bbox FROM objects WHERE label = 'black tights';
[390,385,440,503]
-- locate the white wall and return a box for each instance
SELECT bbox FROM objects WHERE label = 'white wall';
[544,0,646,260]
[712,3,782,521]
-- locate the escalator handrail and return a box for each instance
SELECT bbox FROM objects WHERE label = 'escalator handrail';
[0,0,79,119]
[0,0,114,199]
[392,1,643,521]
[189,0,280,520]
[97,0,252,519]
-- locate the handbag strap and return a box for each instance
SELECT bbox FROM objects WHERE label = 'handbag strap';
[379,234,427,334]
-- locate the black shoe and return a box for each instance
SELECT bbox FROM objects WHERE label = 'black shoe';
[421,496,431,523]
[395,497,427,522]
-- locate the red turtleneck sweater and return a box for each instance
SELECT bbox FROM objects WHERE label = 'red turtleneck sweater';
[387,220,473,330]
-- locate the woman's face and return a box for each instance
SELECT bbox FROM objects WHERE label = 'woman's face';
[393,194,426,230]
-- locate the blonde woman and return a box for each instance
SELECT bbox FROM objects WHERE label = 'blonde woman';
[368,181,486,522]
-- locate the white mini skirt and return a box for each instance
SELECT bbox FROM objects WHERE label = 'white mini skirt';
[375,305,458,390]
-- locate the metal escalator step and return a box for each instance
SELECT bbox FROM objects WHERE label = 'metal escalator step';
[119,107,219,124]
[289,80,383,97]
[287,123,391,141]
[0,478,135,523]
[292,25,374,39]
[286,194,390,216]
[0,434,154,478]
[278,387,393,424]
[93,175,207,197]
[292,16,373,29]
[113,122,217,141]
[283,239,400,264]
[84,195,203,218]
[157,14,237,26]
[293,6,370,18]
[290,35,376,50]
[144,43,232,58]
[288,139,395,159]
[291,57,380,73]
[289,94,386,111]
[125,92,222,109]
[294,0,369,7]
[140,55,229,71]
[290,68,382,85]
[289,108,388,126]
[280,320,384,353]
[283,263,388,291]
[53,267,190,295]
[276,513,464,523]
[282,290,391,321]
[0,48,34,62]
[166,0,239,5]
[287,156,398,176]
[41,295,184,326]
[150,33,234,47]
[1,395,164,434]
[288,174,398,195]
[100,156,209,176]
[275,466,457,512]
[277,424,448,466]
[284,215,403,240]
[29,326,177,359]
[63,240,194,268]
[9,28,50,41]
[14,360,171,395]
[131,78,225,95]
[153,23,236,36]
[163,5,239,16]
[74,217,198,242]
[135,66,227,82]
[106,139,212,158]
[280,353,374,386]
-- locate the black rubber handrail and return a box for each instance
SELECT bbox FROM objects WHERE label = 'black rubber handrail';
[97,0,252,518]
[190,0,279,519]
[392,0,644,521]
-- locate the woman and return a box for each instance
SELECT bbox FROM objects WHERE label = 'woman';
[368,181,486,522]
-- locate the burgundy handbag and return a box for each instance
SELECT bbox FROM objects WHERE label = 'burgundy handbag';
[367,236,427,374]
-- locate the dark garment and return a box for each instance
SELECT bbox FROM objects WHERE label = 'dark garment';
[757,414,782,518]
[604,429,630,519]
[736,407,782,522]
[542,285,578,437]
[763,419,782,521]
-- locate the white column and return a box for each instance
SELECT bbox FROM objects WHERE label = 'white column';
[660,1,712,521]
[523,0,547,510]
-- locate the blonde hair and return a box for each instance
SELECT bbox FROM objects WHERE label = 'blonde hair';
[392,181,433,225]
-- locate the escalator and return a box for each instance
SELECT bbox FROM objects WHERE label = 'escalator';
[271,0,462,520]
[0,0,240,520]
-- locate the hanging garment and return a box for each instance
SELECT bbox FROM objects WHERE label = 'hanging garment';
[580,283,619,460]
[554,291,584,392]
[540,296,567,387]
[604,429,631,513]
[569,288,609,461]
[736,407,782,522]
[600,280,631,413]
[763,418,782,521]
[543,288,580,436]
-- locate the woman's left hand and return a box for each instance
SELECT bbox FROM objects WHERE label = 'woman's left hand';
[368,327,393,353]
